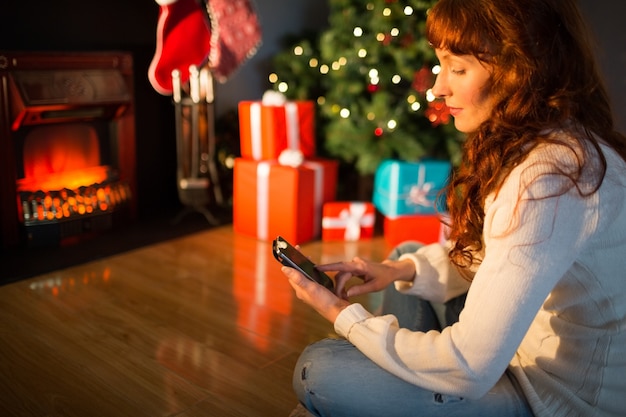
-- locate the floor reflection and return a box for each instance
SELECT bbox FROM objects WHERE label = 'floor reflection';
[233,235,293,352]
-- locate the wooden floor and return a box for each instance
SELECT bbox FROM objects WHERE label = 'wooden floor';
[0,225,390,417]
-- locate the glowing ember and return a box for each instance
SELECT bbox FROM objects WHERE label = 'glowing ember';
[17,165,109,193]
[18,180,131,224]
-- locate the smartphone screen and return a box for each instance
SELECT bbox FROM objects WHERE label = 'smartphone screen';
[273,236,335,291]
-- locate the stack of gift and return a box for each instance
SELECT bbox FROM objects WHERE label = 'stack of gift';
[373,159,452,247]
[233,92,338,244]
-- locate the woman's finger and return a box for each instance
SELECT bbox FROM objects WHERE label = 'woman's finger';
[333,271,354,299]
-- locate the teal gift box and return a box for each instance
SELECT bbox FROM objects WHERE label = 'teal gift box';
[372,159,451,217]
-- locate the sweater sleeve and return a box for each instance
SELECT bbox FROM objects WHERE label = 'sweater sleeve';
[393,242,471,303]
[334,142,597,398]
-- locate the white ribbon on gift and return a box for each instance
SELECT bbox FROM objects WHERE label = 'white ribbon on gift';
[322,202,375,241]
[248,101,301,160]
[249,102,263,160]
[406,164,434,207]
[256,161,271,240]
[262,90,287,105]
[285,102,300,150]
[278,149,304,167]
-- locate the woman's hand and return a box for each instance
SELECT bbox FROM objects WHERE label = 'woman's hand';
[317,257,416,299]
[282,266,350,323]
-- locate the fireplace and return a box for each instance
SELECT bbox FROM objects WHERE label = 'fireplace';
[0,51,137,247]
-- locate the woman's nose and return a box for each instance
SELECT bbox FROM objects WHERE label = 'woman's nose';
[431,74,448,99]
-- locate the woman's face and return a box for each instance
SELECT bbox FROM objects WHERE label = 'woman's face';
[431,49,494,133]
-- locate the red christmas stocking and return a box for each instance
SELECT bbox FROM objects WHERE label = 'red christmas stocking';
[148,0,213,95]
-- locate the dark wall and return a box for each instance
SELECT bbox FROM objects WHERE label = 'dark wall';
[578,1,626,134]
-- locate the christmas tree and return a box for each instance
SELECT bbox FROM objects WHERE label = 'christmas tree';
[269,0,462,176]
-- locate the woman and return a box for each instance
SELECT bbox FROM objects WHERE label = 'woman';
[282,0,626,416]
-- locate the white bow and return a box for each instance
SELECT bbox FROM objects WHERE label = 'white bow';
[323,203,375,241]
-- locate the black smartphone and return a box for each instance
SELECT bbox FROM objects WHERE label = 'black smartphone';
[272,235,335,291]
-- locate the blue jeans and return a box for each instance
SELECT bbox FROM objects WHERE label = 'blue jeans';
[293,242,533,417]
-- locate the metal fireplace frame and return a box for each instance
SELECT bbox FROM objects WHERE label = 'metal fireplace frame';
[0,51,137,248]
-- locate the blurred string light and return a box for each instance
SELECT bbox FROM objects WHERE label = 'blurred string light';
[408,94,422,111]
[426,66,441,101]
[268,73,286,92]
[331,57,347,71]
[369,68,379,85]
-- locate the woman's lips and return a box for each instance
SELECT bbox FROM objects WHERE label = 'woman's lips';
[448,107,462,116]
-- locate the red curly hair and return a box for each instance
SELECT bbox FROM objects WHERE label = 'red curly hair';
[425,0,626,272]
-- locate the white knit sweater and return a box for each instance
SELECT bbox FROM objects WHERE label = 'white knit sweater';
[334,135,626,417]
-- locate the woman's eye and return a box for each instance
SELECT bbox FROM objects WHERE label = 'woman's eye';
[451,68,466,75]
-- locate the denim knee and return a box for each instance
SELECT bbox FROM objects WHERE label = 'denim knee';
[292,339,340,403]
[294,338,368,416]
[387,241,424,261]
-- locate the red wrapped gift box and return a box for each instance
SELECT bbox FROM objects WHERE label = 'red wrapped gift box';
[238,100,316,160]
[383,213,450,248]
[233,158,338,244]
[321,201,376,241]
